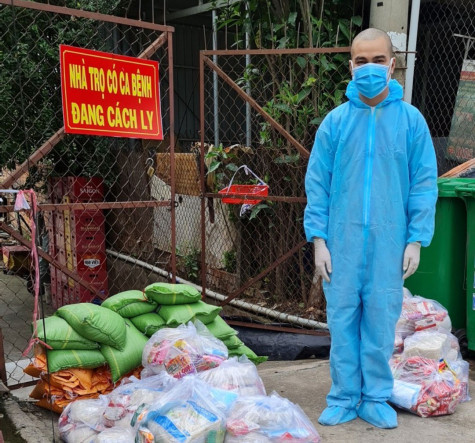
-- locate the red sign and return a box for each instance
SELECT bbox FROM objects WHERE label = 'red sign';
[60,45,163,139]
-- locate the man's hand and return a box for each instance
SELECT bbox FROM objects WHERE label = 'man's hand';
[314,237,332,283]
[403,242,421,279]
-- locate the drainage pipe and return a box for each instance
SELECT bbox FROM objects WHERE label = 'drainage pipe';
[404,0,421,103]
[106,249,328,330]
[212,9,220,148]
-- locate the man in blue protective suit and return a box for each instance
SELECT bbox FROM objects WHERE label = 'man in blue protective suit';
[304,28,438,429]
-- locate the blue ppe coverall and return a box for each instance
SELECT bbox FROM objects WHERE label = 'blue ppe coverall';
[304,79,438,416]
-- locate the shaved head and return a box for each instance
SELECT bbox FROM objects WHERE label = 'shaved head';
[351,28,394,58]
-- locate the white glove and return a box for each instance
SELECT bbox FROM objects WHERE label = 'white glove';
[314,237,332,283]
[403,242,421,279]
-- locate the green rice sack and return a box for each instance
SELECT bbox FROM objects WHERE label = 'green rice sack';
[158,300,221,326]
[46,349,106,373]
[100,319,149,382]
[228,344,268,365]
[205,316,238,340]
[35,316,99,350]
[56,303,127,350]
[130,312,166,337]
[144,282,201,305]
[101,290,158,318]
[222,335,244,350]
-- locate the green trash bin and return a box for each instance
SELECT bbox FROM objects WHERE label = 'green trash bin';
[405,178,470,329]
[455,182,475,351]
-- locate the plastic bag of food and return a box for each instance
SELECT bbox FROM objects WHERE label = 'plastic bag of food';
[103,372,177,429]
[199,356,266,397]
[225,392,320,442]
[134,376,226,442]
[390,356,470,417]
[142,320,228,378]
[59,397,108,442]
[403,330,460,361]
[398,290,452,335]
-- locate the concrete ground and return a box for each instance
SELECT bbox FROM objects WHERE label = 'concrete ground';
[2,358,475,443]
[2,265,475,442]
[0,272,55,388]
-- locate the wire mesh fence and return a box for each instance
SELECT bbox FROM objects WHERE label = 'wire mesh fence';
[198,48,353,328]
[0,0,175,388]
[413,0,475,176]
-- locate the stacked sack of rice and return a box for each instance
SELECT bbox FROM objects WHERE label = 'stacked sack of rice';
[25,283,266,413]
[390,288,471,417]
[25,303,146,412]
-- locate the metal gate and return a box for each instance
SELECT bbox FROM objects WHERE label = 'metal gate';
[0,0,175,389]
[198,47,352,331]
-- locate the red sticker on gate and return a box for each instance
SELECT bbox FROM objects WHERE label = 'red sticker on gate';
[60,44,163,139]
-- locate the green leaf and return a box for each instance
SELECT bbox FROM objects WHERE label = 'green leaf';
[274,103,292,114]
[296,89,311,104]
[274,154,300,164]
[277,36,290,49]
[226,163,238,172]
[320,56,330,71]
[207,161,221,174]
[338,20,350,41]
[288,12,297,26]
[302,76,317,87]
[310,117,324,125]
[249,203,269,220]
[351,15,363,27]
[296,56,307,69]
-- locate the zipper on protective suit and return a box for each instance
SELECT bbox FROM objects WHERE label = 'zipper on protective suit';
[362,107,376,266]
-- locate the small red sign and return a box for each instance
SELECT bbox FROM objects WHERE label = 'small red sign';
[60,45,163,139]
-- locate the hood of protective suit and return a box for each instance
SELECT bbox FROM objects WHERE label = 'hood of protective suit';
[345,78,403,108]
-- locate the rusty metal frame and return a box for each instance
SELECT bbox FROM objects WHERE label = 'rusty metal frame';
[0,0,174,32]
[204,193,307,203]
[0,200,171,213]
[199,47,348,327]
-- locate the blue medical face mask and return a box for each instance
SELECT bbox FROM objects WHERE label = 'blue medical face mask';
[350,58,394,99]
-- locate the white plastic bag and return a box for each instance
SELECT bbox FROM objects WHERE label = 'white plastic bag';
[103,372,176,429]
[403,330,460,361]
[199,356,266,397]
[134,376,226,442]
[59,397,108,442]
[142,321,228,378]
[398,290,452,335]
[225,392,320,442]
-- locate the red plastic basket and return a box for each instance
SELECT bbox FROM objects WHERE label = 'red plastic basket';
[219,184,269,205]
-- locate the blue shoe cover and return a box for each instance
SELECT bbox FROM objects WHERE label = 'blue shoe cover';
[357,401,398,429]
[318,406,357,426]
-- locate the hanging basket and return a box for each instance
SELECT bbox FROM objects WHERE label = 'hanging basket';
[218,165,269,205]
[219,184,269,205]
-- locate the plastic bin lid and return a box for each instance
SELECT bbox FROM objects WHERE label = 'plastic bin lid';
[437,178,475,197]
[455,181,475,198]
